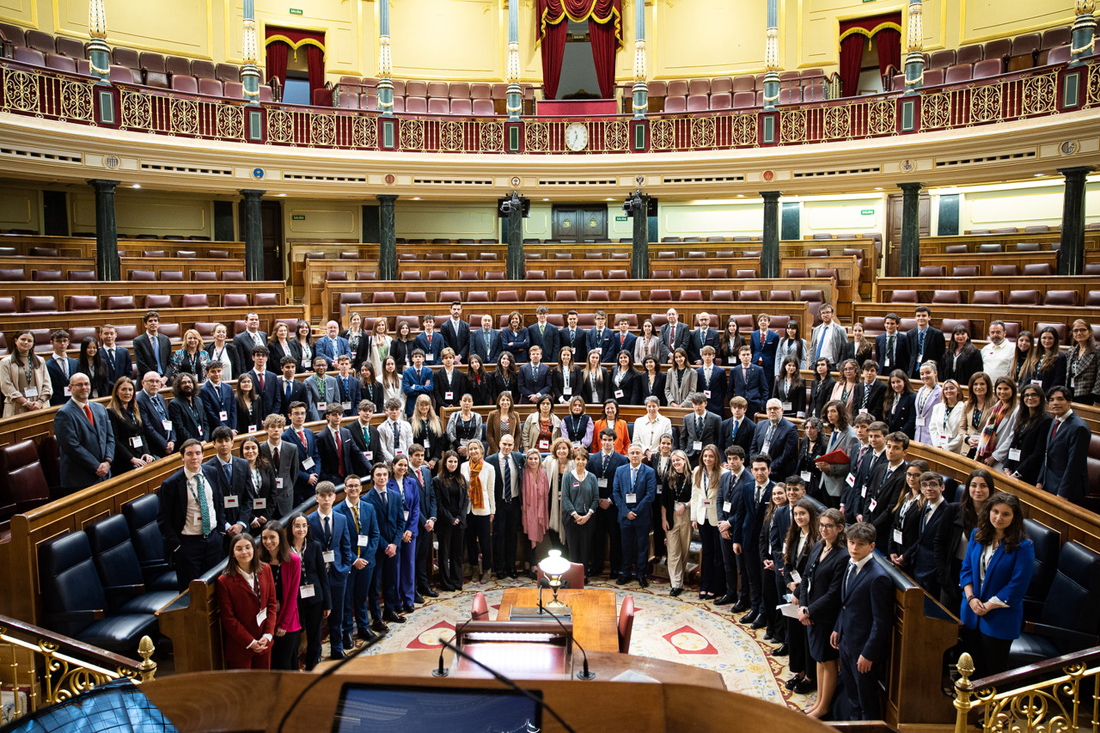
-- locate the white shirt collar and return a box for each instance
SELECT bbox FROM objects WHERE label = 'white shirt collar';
[851,554,874,572]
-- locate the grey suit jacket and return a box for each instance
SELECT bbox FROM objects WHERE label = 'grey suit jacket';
[809,322,848,367]
[55,400,115,491]
[261,439,298,516]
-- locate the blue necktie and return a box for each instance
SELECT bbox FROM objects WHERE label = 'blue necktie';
[813,328,825,362]
[503,458,511,502]
[918,330,926,358]
[152,338,160,371]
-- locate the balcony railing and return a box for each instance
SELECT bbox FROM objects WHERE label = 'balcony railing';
[0,57,1097,155]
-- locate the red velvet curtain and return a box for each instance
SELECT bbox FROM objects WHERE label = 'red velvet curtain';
[540,21,568,100]
[589,18,615,98]
[838,34,865,97]
[265,41,289,87]
[876,27,901,78]
[306,45,325,96]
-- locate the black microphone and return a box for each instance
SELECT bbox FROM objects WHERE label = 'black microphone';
[432,600,490,677]
[537,577,595,681]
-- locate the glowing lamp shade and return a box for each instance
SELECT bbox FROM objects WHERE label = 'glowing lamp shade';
[537,550,571,608]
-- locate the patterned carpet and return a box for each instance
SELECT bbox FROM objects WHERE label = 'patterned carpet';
[335,572,817,713]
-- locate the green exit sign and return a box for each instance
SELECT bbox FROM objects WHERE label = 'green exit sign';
[292,214,305,220]
[289,8,303,15]
[615,216,628,222]
[861,209,874,215]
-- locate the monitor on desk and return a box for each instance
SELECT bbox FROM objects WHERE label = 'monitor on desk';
[332,683,542,733]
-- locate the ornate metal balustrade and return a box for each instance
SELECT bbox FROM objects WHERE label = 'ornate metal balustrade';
[1,57,1097,155]
[953,650,1100,733]
[0,614,155,723]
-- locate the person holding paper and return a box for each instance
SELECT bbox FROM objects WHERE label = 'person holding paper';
[816,400,858,507]
[783,497,820,695]
[959,491,1034,678]
[216,532,277,670]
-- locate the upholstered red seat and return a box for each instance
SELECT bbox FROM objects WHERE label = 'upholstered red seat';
[68,295,99,311]
[181,294,210,308]
[144,294,172,309]
[105,295,136,310]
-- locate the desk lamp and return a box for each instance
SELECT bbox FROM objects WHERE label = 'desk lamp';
[537,550,571,608]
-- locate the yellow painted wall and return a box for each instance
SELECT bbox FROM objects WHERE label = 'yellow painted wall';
[653,0,769,79]
[658,200,764,239]
[394,201,498,239]
[801,196,883,237]
[0,182,42,233]
[69,190,214,238]
[951,182,1100,231]
[282,200,361,240]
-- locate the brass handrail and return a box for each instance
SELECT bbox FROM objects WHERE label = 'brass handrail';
[953,650,1100,732]
[0,614,154,723]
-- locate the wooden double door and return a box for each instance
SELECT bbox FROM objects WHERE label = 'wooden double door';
[552,205,607,242]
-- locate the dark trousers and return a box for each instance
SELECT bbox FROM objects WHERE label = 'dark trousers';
[651,496,667,558]
[719,533,742,600]
[466,514,492,569]
[762,567,784,642]
[270,629,301,671]
[961,627,1013,679]
[415,523,433,592]
[787,619,812,677]
[492,499,522,574]
[175,532,224,590]
[619,512,650,578]
[298,599,324,670]
[744,539,764,613]
[368,546,399,618]
[698,522,726,595]
[839,643,882,721]
[326,571,348,656]
[343,562,374,633]
[591,503,622,576]
[565,518,595,574]
[437,522,465,589]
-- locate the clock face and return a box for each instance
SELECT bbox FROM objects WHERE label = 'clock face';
[565,122,588,152]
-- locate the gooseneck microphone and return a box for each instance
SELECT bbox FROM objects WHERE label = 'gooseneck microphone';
[537,577,596,681]
[432,601,489,677]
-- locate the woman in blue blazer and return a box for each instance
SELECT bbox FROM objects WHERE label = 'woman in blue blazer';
[959,491,1035,678]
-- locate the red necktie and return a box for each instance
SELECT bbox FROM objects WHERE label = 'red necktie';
[1051,419,1061,439]
[621,335,625,347]
[299,429,307,448]
[335,431,345,476]
[83,404,94,426]
[258,373,265,391]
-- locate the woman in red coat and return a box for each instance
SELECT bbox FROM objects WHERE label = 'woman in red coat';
[217,533,278,670]
[258,520,302,670]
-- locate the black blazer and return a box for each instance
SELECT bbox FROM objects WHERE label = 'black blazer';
[296,538,332,610]
[608,368,641,405]
[347,420,382,475]
[865,461,908,540]
[168,395,209,447]
[435,474,470,530]
[204,456,254,531]
[721,415,755,454]
[1007,415,1051,484]
[412,422,445,465]
[340,330,372,371]
[771,377,807,416]
[875,332,911,374]
[558,326,588,357]
[434,369,469,410]
[490,370,518,404]
[902,500,956,594]
[156,466,226,553]
[888,495,922,558]
[360,379,384,410]
[809,376,836,419]
[203,341,245,378]
[550,366,583,403]
[940,348,984,385]
[236,399,263,435]
[852,380,886,418]
[108,408,145,476]
[267,339,295,368]
[885,392,917,437]
[637,372,667,407]
[246,462,277,527]
[466,372,494,406]
[579,367,609,404]
[316,426,356,484]
[390,338,415,372]
[797,540,849,627]
[907,326,946,376]
[133,332,172,377]
[797,436,827,500]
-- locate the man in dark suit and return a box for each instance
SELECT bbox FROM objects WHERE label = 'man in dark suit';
[874,313,910,374]
[518,345,552,404]
[688,312,720,366]
[721,396,756,454]
[317,404,356,484]
[260,414,296,517]
[585,311,615,364]
[277,357,314,420]
[696,346,727,415]
[247,346,280,421]
[832,523,894,721]
[434,349,469,410]
[750,399,799,482]
[906,306,945,378]
[308,481,355,658]
[527,306,561,363]
[1037,386,1091,506]
[590,429,628,578]
[487,434,524,579]
[98,325,132,388]
[157,439,226,589]
[659,308,689,363]
[413,315,445,366]
[364,463,406,627]
[54,373,114,495]
[733,453,775,627]
[409,446,438,597]
[680,393,721,465]
[199,362,236,433]
[282,401,320,505]
[853,361,887,417]
[611,315,638,361]
[440,301,471,363]
[45,330,79,407]
[232,312,268,366]
[841,417,883,524]
[333,355,361,417]
[137,370,175,457]
[133,311,172,378]
[167,372,208,446]
[335,474,381,647]
[348,400,383,476]
[205,426,253,542]
[749,314,780,376]
[862,432,909,541]
[613,444,656,587]
[470,314,504,365]
[558,310,587,358]
[900,471,955,599]
[717,446,754,608]
[729,345,769,418]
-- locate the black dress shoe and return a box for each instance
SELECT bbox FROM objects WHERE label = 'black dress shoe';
[638,576,648,588]
[713,595,735,605]
[510,571,519,579]
[403,604,415,614]
[616,575,629,585]
[383,610,406,623]
[424,588,439,598]
[670,588,682,597]
[413,594,425,605]
[785,675,802,690]
[357,629,377,642]
[751,616,768,630]
[439,584,454,592]
[774,644,789,656]
[740,611,758,625]
[343,633,354,650]
[731,601,749,613]
[370,619,388,633]
[329,651,345,661]
[792,678,817,694]
[763,634,776,643]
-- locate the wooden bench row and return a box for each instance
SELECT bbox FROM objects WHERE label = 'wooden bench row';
[918,231,1100,255]
[872,276,1100,306]
[0,256,249,285]
[0,234,245,259]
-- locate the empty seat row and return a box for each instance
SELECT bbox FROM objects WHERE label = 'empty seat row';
[0,291,280,314]
[380,96,494,116]
[0,268,243,282]
[338,78,499,100]
[344,287,825,306]
[916,263,1056,277]
[885,288,1097,307]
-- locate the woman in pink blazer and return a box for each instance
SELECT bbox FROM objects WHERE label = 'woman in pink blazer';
[258,520,302,670]
[217,533,279,669]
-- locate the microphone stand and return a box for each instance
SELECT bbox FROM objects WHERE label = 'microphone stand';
[537,578,596,680]
[432,603,488,677]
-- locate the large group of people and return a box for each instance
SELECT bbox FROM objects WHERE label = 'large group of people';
[1,297,1094,717]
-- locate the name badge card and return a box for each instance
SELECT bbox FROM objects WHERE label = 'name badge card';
[162,419,173,432]
[723,501,732,513]
[317,402,327,412]
[563,387,572,396]
[256,608,267,626]
[64,386,72,396]
[1008,448,1021,462]
[253,498,267,510]
[276,477,284,489]
[615,389,624,399]
[802,471,813,483]
[342,402,351,411]
[404,511,410,521]
[322,550,335,563]
[445,392,453,401]
[247,425,256,433]
[358,534,370,547]
[693,441,703,451]
[868,498,878,512]
[539,439,550,450]
[916,417,926,427]
[219,411,228,422]
[23,386,38,398]
[893,528,904,545]
[425,354,434,362]
[224,495,239,508]
[782,402,792,411]
[366,450,374,461]
[598,478,608,489]
[302,457,315,470]
[625,493,637,504]
[300,584,315,598]
[130,436,143,449]
[846,473,856,487]
[791,570,802,584]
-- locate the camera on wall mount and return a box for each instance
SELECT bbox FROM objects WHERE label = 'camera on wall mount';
[497,191,529,218]
[622,189,652,218]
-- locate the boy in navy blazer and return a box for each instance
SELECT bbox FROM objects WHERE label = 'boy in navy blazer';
[729,345,769,419]
[308,481,356,659]
[1037,386,1091,506]
[317,404,356,484]
[831,522,894,721]
[440,301,471,363]
[899,471,955,599]
[365,463,407,627]
[733,453,774,626]
[98,325,132,388]
[558,311,587,358]
[696,346,727,415]
[590,429,628,578]
[247,346,280,421]
[333,355,362,417]
[282,401,320,505]
[199,362,236,434]
[413,315,445,365]
[586,311,616,364]
[335,474,381,647]
[277,357,315,420]
[750,315,780,376]
[613,444,656,587]
[409,446,438,597]
[45,330,79,407]
[401,350,433,417]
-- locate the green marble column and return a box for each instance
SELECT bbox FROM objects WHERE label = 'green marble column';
[506,197,526,280]
[1070,0,1097,66]
[90,179,119,281]
[240,189,265,280]
[761,191,781,278]
[1058,166,1093,275]
[631,193,650,279]
[903,0,925,94]
[899,182,923,277]
[379,194,398,280]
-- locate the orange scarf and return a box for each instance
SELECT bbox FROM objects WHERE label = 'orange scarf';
[469,457,485,510]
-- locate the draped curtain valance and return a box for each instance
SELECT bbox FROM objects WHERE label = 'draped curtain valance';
[537,0,624,51]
